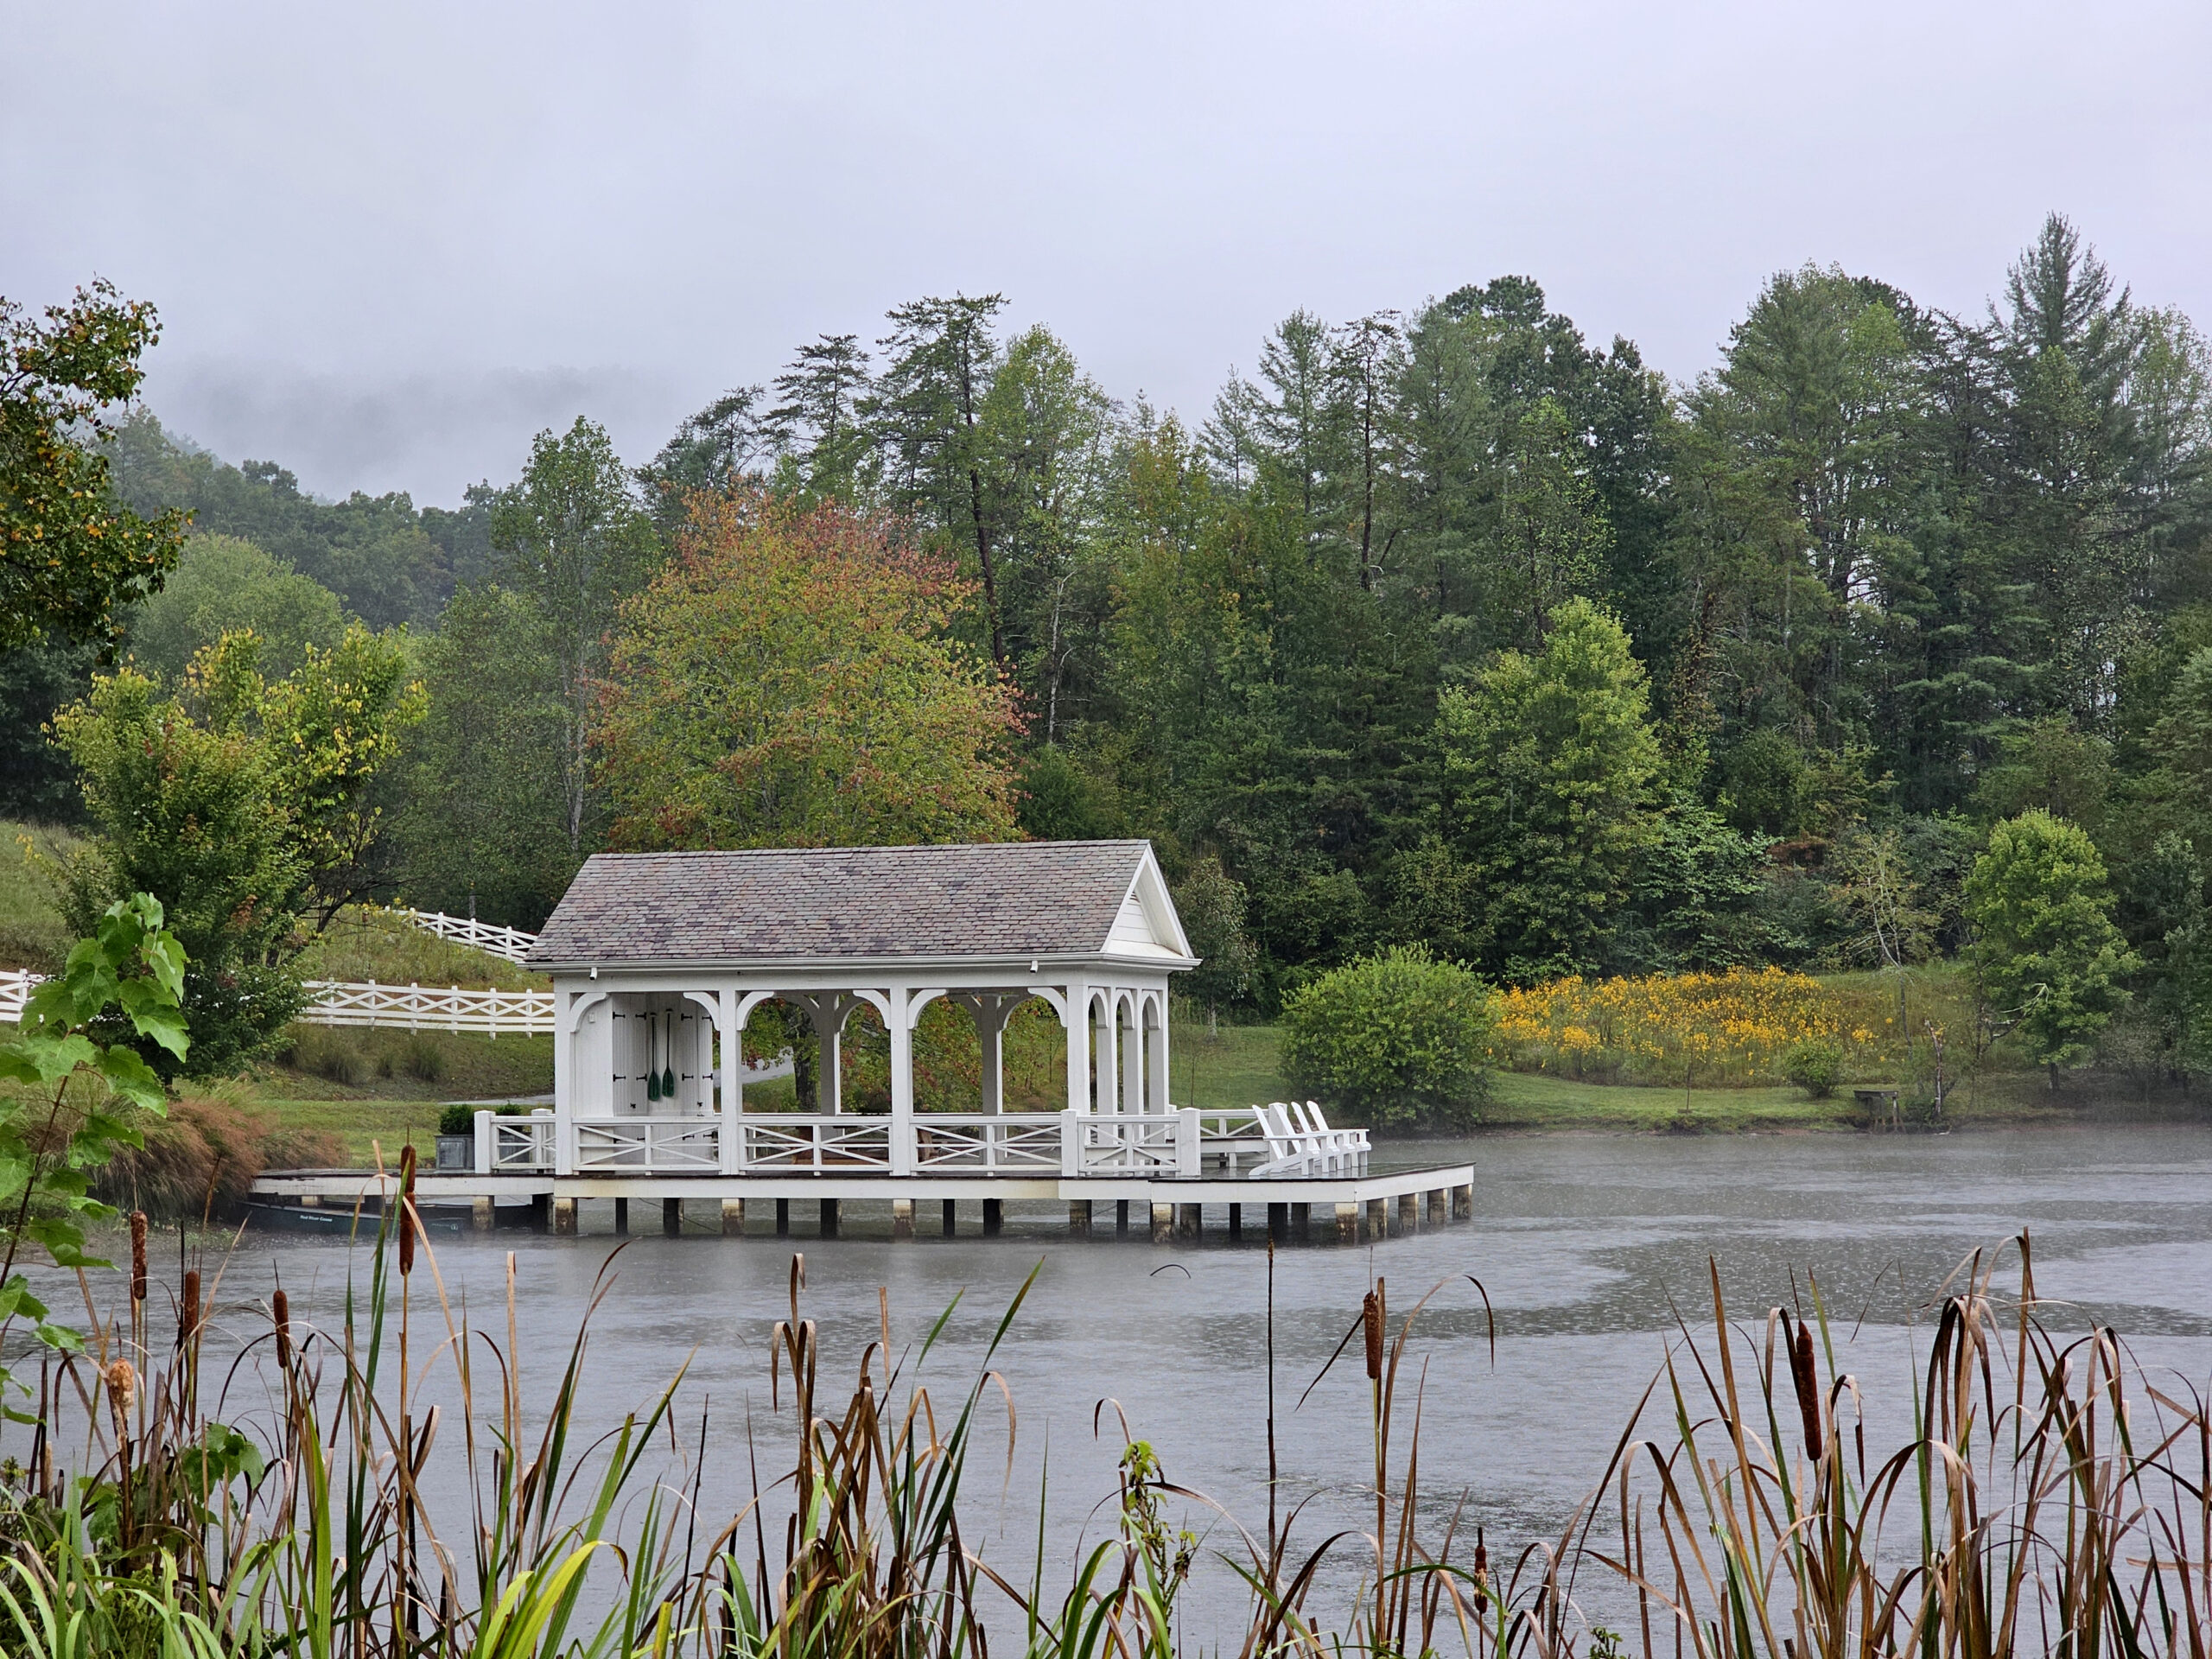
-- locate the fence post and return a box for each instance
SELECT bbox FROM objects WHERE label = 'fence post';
[1177,1107,1201,1179]
[474,1109,494,1174]
[1060,1108,1082,1178]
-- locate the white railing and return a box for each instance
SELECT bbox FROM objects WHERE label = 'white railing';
[481,1110,556,1171]
[397,908,538,965]
[914,1114,1064,1173]
[573,1116,721,1173]
[1064,1109,1201,1179]
[741,1116,894,1173]
[0,969,35,1023]
[303,980,556,1035]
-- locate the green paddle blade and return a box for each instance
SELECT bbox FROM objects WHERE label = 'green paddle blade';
[646,1071,660,1103]
[662,1065,677,1097]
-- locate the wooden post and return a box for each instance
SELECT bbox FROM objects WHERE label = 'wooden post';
[1367,1198,1388,1238]
[1426,1188,1446,1224]
[720,1198,745,1236]
[1291,1201,1311,1240]
[1267,1201,1288,1241]
[1176,1203,1201,1239]
[820,1198,839,1238]
[1067,1199,1091,1234]
[1116,1199,1130,1237]
[892,1198,914,1237]
[531,1192,550,1233]
[1149,1202,1173,1243]
[613,1198,629,1236]
[942,1198,957,1236]
[1452,1183,1472,1219]
[553,1197,576,1236]
[1227,1202,1242,1240]
[663,1198,683,1236]
[775,1198,790,1236]
[1398,1192,1418,1231]
[982,1198,1003,1236]
[1336,1202,1359,1242]
[472,1196,495,1232]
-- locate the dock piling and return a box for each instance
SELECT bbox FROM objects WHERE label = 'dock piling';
[943,1198,957,1236]
[1367,1197,1388,1238]
[1227,1203,1242,1240]
[721,1198,745,1236]
[472,1196,494,1232]
[1292,1201,1311,1240]
[663,1198,683,1236]
[1426,1188,1446,1224]
[1336,1201,1358,1242]
[820,1198,840,1237]
[1068,1199,1091,1234]
[613,1197,629,1236]
[1149,1202,1173,1243]
[553,1197,576,1236]
[1267,1201,1288,1241]
[982,1198,1003,1236]
[1398,1192,1418,1232]
[892,1198,914,1237]
[775,1198,790,1236]
[1176,1203,1201,1239]
[1116,1200,1129,1237]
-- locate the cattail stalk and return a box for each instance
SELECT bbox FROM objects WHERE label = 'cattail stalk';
[129,1211,148,1304]
[273,1287,293,1374]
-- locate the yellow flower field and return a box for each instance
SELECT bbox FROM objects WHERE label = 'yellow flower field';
[1496,966,1929,1087]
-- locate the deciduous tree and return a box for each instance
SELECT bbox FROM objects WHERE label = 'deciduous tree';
[596,493,1024,849]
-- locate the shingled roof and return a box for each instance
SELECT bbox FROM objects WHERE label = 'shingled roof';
[525,841,1194,968]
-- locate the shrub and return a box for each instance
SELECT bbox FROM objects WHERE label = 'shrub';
[1280,945,1497,1130]
[1783,1036,1845,1097]
[438,1103,476,1136]
[93,1090,343,1217]
[401,1033,447,1083]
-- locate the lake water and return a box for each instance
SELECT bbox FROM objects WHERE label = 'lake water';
[36,1125,2212,1641]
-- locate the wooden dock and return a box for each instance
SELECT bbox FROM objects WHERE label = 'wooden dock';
[249,1162,1477,1243]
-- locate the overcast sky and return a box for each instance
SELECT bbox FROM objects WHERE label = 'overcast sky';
[6,1,2209,505]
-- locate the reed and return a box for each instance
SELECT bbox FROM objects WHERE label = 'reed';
[0,1219,2202,1659]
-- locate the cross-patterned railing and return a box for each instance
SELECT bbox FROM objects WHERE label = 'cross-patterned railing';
[396,908,539,965]
[573,1116,721,1173]
[913,1114,1064,1172]
[740,1116,894,1173]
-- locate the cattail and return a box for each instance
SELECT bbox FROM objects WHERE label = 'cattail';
[1471,1526,1489,1609]
[398,1144,417,1275]
[1363,1283,1384,1381]
[273,1287,293,1372]
[1789,1319,1824,1460]
[179,1269,200,1347]
[105,1358,136,1414]
[129,1211,148,1304]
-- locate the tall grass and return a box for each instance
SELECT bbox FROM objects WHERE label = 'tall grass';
[0,1215,2202,1657]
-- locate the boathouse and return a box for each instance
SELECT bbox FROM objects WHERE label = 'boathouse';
[526,839,1196,1175]
[252,839,1473,1242]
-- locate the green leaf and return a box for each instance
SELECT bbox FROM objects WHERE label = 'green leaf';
[124,1001,189,1060]
[98,1041,170,1105]
[24,1216,105,1269]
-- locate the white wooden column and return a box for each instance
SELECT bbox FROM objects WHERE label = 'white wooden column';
[1120,994,1143,1115]
[1063,981,1090,1115]
[887,986,933,1177]
[554,988,578,1174]
[718,988,741,1173]
[1147,991,1171,1110]
[1094,991,1118,1114]
[956,993,1021,1114]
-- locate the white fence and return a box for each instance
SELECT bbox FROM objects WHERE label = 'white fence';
[469,1103,1368,1180]
[397,908,538,966]
[303,979,556,1035]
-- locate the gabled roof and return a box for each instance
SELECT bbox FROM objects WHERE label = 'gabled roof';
[525,841,1197,969]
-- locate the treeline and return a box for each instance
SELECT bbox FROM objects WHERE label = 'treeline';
[9,212,2212,1072]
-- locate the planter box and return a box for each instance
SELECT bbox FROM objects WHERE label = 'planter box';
[435,1135,474,1171]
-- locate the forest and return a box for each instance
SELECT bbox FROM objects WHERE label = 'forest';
[4,211,2209,1084]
